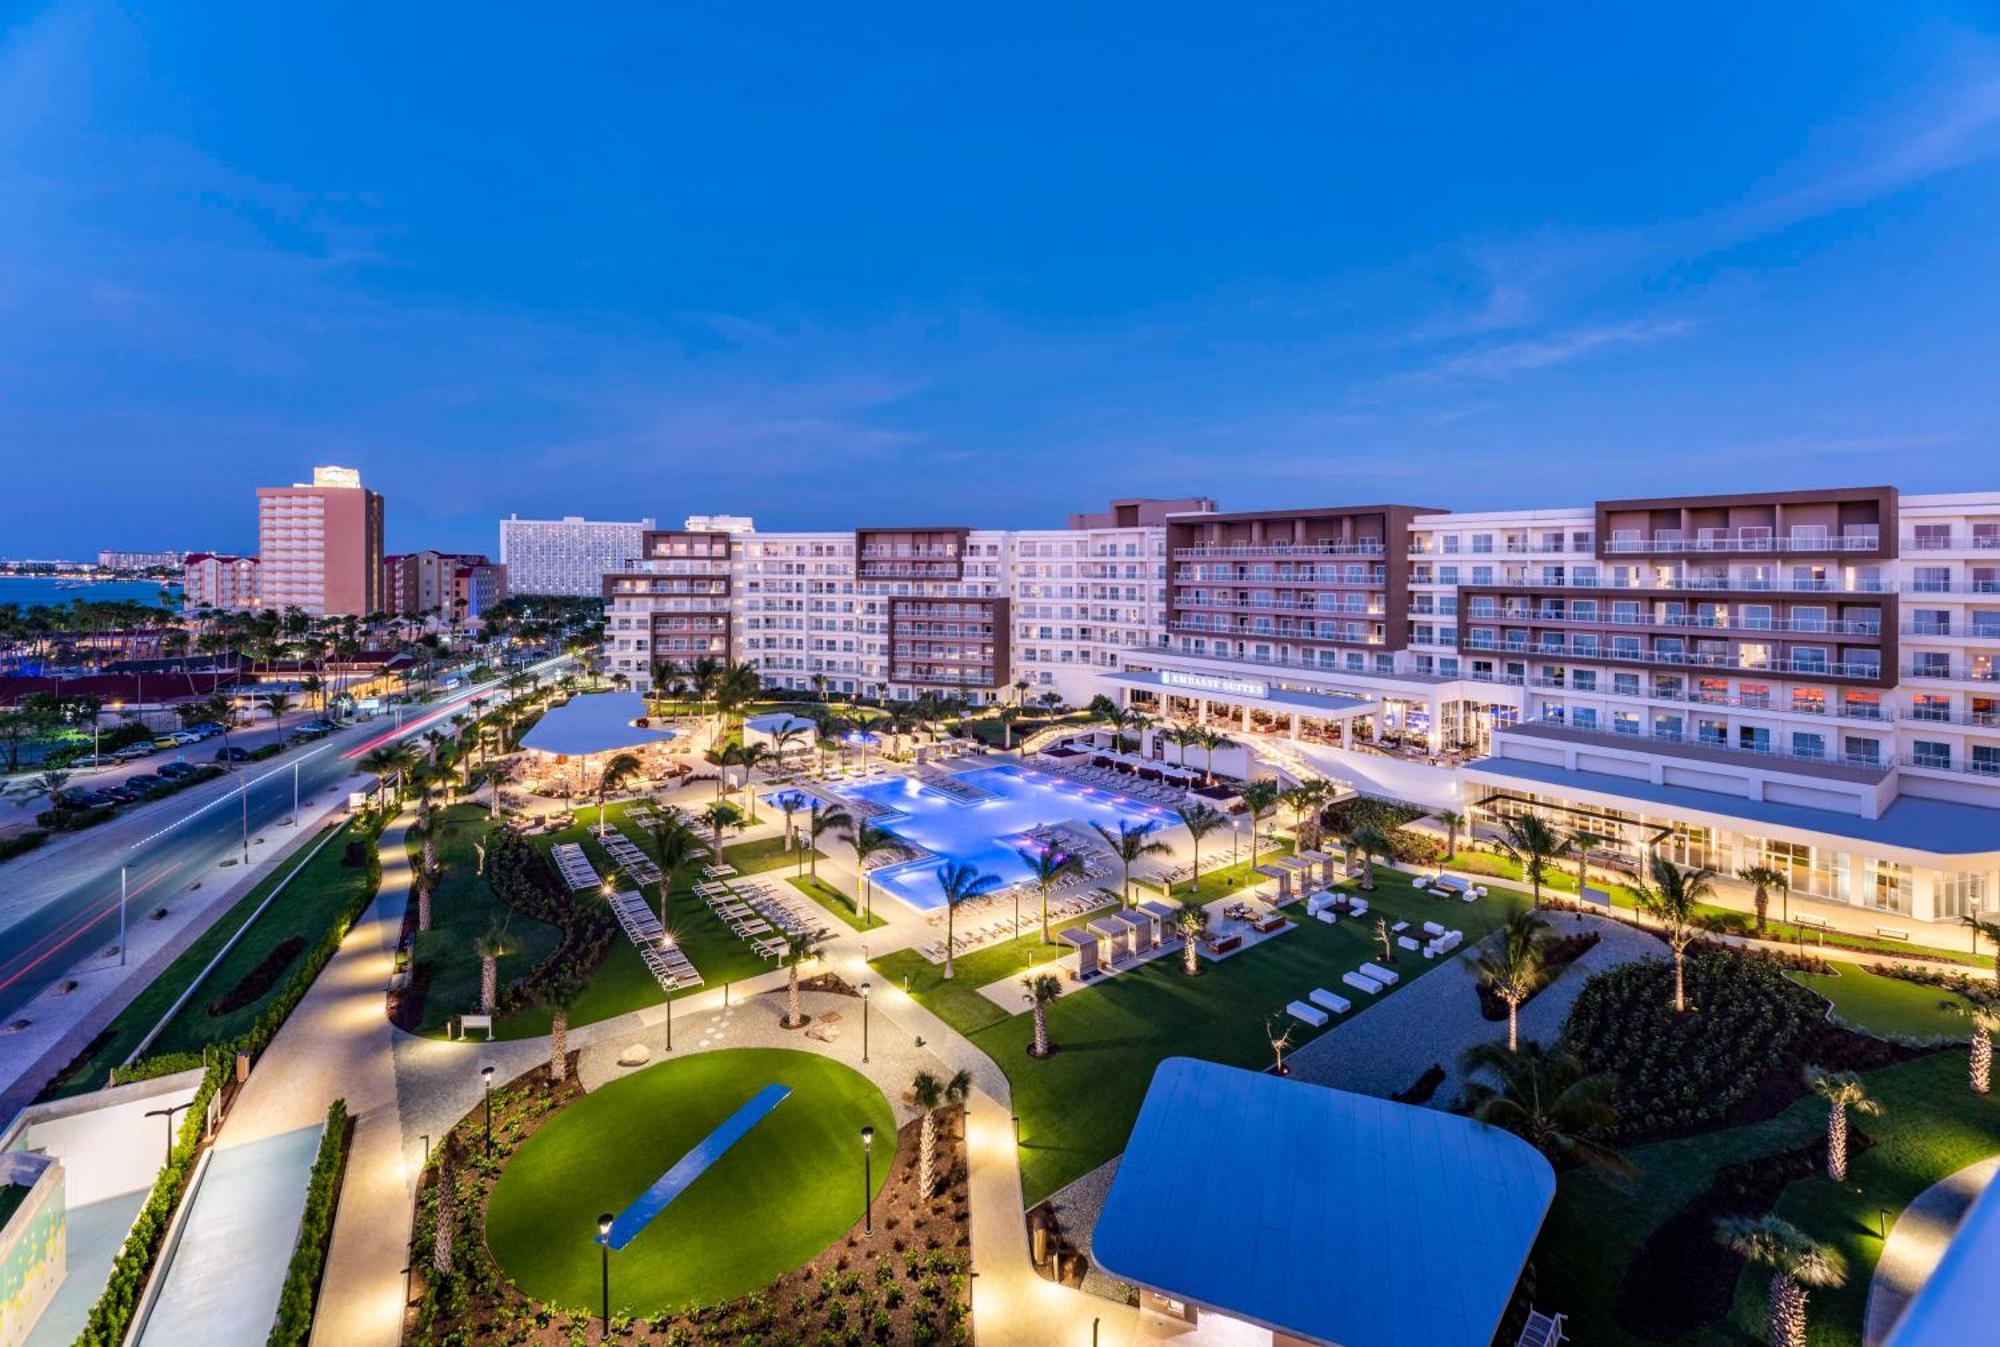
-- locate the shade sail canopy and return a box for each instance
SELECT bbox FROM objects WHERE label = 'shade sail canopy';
[1092,1058,1556,1347]
[519,692,678,757]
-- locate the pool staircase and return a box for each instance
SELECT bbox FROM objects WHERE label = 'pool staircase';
[916,761,1002,804]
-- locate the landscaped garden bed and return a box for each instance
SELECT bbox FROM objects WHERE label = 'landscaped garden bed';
[1476,928,1600,1022]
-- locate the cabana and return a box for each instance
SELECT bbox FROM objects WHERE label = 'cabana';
[1297,848,1337,887]
[1086,915,1137,966]
[517,692,679,798]
[1253,863,1293,900]
[1105,909,1152,954]
[1136,899,1182,948]
[1057,927,1101,980]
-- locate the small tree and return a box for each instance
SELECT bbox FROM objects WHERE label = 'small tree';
[910,1071,944,1197]
[1497,812,1565,910]
[431,1134,457,1276]
[1737,864,1789,934]
[1175,802,1225,898]
[1373,915,1395,964]
[1091,819,1168,908]
[1278,782,1324,855]
[1438,808,1464,860]
[1806,1067,1880,1182]
[1473,909,1549,1053]
[1022,973,1062,1058]
[1239,780,1280,864]
[1264,1014,1295,1076]
[1460,1041,1633,1178]
[1714,1216,1846,1347]
[1175,901,1208,975]
[697,800,742,858]
[1948,1000,2000,1094]
[1962,913,2000,985]
[1019,844,1083,946]
[937,861,999,981]
[1634,855,1715,1013]
[1348,824,1392,891]
[782,930,825,1028]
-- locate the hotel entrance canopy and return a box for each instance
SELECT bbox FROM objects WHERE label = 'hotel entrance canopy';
[1093,1058,1555,1346]
[518,692,678,757]
[1103,669,1374,720]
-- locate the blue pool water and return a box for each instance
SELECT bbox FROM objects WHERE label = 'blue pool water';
[848,766,1168,910]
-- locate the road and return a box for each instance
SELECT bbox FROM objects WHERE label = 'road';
[0,658,566,1022]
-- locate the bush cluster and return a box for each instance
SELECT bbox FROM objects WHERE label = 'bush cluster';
[486,830,616,1012]
[1561,946,1827,1139]
[268,1098,353,1347]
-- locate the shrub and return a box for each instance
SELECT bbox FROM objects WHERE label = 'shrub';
[268,1098,353,1347]
[486,830,616,1014]
[0,830,48,861]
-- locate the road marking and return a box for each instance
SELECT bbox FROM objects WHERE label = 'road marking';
[127,744,337,850]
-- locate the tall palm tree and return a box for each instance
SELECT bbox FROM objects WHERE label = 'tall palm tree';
[1805,1067,1881,1182]
[1633,854,1715,1013]
[702,743,738,802]
[1497,812,1565,910]
[31,768,71,814]
[1175,802,1225,899]
[258,690,293,730]
[1438,808,1465,860]
[1737,864,1790,934]
[549,988,576,1084]
[842,819,897,920]
[1472,909,1549,1052]
[772,789,806,852]
[645,812,702,930]
[806,804,853,882]
[1278,781,1326,855]
[734,742,773,821]
[1239,780,1280,865]
[696,801,742,858]
[1092,820,1169,908]
[910,1071,946,1197]
[1022,973,1062,1057]
[1961,913,2000,985]
[1348,823,1392,891]
[1019,844,1083,945]
[1946,999,2000,1094]
[1459,1040,1635,1179]
[781,930,826,1028]
[1568,827,1607,913]
[1194,727,1226,784]
[473,923,513,1016]
[937,861,999,980]
[1713,1216,1846,1347]
[596,751,642,826]
[1175,901,1208,975]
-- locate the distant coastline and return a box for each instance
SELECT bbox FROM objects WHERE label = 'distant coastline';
[0,576,184,609]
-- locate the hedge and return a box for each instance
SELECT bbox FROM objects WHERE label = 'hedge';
[267,1098,353,1347]
[79,820,383,1346]
[0,829,48,861]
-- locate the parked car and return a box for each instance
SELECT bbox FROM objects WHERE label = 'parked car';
[214,746,250,762]
[170,730,202,746]
[157,761,197,780]
[113,744,155,762]
[151,737,180,751]
[124,774,164,793]
[70,753,116,769]
[100,786,140,805]
[187,721,225,737]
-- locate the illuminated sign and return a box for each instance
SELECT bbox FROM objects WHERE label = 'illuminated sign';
[1161,670,1270,700]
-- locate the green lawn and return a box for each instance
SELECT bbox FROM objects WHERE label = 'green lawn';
[1787,965,1975,1041]
[876,872,1524,1203]
[411,806,560,1037]
[1538,1050,2000,1346]
[787,875,886,932]
[41,821,355,1097]
[870,900,1123,1035]
[1138,846,1290,904]
[721,834,819,875]
[486,1049,894,1313]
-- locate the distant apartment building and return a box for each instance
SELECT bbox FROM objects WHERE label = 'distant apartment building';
[255,465,385,618]
[602,486,2000,927]
[384,550,509,622]
[499,514,656,597]
[97,549,185,571]
[180,553,262,610]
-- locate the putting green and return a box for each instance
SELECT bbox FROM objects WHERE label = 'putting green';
[487,1048,896,1313]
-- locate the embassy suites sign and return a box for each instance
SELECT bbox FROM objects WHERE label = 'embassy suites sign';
[1160,670,1271,701]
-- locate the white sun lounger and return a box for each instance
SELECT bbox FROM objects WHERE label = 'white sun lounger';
[1307,988,1352,1015]
[1285,1000,1329,1028]
[1343,970,1386,995]
[1359,961,1400,986]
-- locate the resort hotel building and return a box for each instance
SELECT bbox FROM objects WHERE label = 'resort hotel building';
[500,513,658,597]
[601,485,2000,928]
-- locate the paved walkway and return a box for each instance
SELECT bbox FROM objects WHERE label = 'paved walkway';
[1863,1156,1999,1347]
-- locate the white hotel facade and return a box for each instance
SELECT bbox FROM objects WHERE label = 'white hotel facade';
[601,487,2000,927]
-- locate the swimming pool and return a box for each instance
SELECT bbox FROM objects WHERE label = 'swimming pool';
[847,766,1169,911]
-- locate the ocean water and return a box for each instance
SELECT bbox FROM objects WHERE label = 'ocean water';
[0,577,183,610]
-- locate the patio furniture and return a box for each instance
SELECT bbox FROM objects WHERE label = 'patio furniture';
[1359,961,1400,986]
[1342,970,1386,995]
[1315,909,1337,925]
[1285,1000,1329,1028]
[1307,988,1352,1015]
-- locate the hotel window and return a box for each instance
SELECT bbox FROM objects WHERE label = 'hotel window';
[1697,717,1726,746]
[1869,859,1912,913]
[1912,523,1952,550]
[1791,731,1825,760]
[1439,566,1459,585]
[1611,710,1640,735]
[1841,690,1882,720]
[1974,746,2000,777]
[1613,673,1640,696]
[1844,736,1880,764]
[1791,687,1826,715]
[1913,740,1952,769]
[1572,707,1598,730]
[1572,670,1597,692]
[1912,566,1951,594]
[1738,726,1772,753]
[1937,872,1986,921]
[1471,533,1494,554]
[1912,694,1952,722]
[1654,713,1684,740]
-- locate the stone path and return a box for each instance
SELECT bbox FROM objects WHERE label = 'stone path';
[1864,1156,1999,1347]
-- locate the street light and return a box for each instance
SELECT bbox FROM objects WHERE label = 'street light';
[860,1126,875,1235]
[480,1065,495,1153]
[119,865,128,967]
[859,981,871,1064]
[144,1101,194,1166]
[598,1212,615,1329]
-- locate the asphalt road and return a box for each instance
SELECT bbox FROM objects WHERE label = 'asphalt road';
[0,658,567,1022]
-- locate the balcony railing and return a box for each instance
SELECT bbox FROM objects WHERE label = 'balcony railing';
[1470,574,1893,594]
[1902,753,2000,777]
[1173,540,1386,559]
[1903,581,2000,594]
[1463,636,1883,679]
[1508,718,1889,774]
[1903,534,2000,551]
[1471,610,1881,635]
[1907,708,2000,728]
[1525,678,1892,721]
[1903,663,2000,682]
[1171,619,1384,644]
[1602,529,1881,555]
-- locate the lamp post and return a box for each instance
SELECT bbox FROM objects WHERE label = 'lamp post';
[598,1212,614,1329]
[662,944,675,1053]
[480,1065,495,1153]
[119,865,128,967]
[859,980,871,1064]
[292,759,300,824]
[861,1126,875,1235]
[144,1101,193,1166]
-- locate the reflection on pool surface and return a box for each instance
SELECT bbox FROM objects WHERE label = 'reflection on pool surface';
[849,766,1170,910]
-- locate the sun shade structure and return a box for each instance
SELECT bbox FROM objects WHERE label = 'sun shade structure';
[519,692,678,757]
[1092,1058,1556,1347]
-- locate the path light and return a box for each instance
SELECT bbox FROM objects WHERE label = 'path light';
[861,1126,875,1235]
[481,1065,495,1153]
[598,1212,615,1328]
[860,981,871,1063]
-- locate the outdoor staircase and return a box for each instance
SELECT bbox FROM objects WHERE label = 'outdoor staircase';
[1516,1311,1566,1347]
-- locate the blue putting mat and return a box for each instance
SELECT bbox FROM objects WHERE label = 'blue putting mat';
[604,1083,792,1250]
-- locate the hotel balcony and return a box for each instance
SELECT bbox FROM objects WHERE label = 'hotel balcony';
[1902,533,2000,552]
[1902,622,2000,642]
[1174,566,1387,586]
[1461,635,1884,681]
[1499,719,1894,782]
[1601,528,1881,556]
[1478,574,1894,594]
[1903,662,2000,683]
[1171,619,1384,645]
[1178,596,1384,617]
[1902,581,2000,595]
[1901,751,2000,779]
[1172,540,1385,560]
[1525,676,1892,722]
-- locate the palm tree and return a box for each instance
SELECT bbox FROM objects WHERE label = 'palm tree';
[646,812,702,930]
[1806,1067,1881,1182]
[1946,1000,2000,1094]
[1239,780,1279,865]
[31,768,71,814]
[258,690,293,730]
[1473,910,1549,1052]
[1091,820,1168,908]
[937,861,999,980]
[1633,855,1715,1013]
[431,1134,457,1275]
[1175,902,1208,975]
[1022,973,1062,1057]
[1438,808,1464,860]
[595,751,642,832]
[1962,913,2000,985]
[910,1071,946,1197]
[734,742,773,821]
[806,804,852,882]
[1714,1216,1847,1347]
[696,800,742,858]
[1194,727,1225,784]
[549,988,575,1084]
[360,743,411,809]
[773,790,806,851]
[702,743,738,802]
[1568,827,1607,913]
[842,819,897,920]
[781,930,826,1028]
[1348,823,1392,891]
[1168,724,1202,776]
[473,923,512,1016]
[1497,812,1565,910]
[1737,864,1790,934]
[1019,844,1083,945]
[1175,802,1225,899]
[1278,781,1325,855]
[1459,1040,1635,1179]
[200,691,239,769]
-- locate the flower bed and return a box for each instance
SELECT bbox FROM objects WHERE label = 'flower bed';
[486,830,617,1013]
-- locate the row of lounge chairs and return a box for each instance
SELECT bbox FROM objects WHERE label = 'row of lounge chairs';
[919,889,1114,963]
[922,853,1119,929]
[1343,961,1402,996]
[593,826,662,884]
[694,877,837,961]
[1286,986,1355,1027]
[1415,873,1489,903]
[1037,759,1188,805]
[551,842,601,891]
[604,889,704,992]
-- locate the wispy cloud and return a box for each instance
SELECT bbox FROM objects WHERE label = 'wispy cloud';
[1413,317,1695,382]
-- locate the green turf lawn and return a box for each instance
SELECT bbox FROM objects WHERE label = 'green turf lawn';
[876,871,1524,1203]
[1537,1050,2000,1346]
[486,1048,894,1313]
[411,806,560,1037]
[870,899,1125,1035]
[722,834,819,875]
[787,875,886,931]
[1138,845,1290,904]
[1786,965,1975,1041]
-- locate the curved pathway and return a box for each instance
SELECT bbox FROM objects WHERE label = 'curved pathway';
[1864,1156,1999,1347]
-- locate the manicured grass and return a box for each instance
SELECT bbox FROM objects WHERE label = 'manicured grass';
[1141,846,1290,904]
[721,834,819,875]
[411,806,560,1037]
[878,872,1524,1203]
[787,875,886,931]
[870,902,1122,1036]
[486,1049,894,1313]
[1788,965,1975,1041]
[1538,1050,2000,1346]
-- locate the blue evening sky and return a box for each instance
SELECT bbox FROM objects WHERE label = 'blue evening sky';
[4,3,1999,557]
